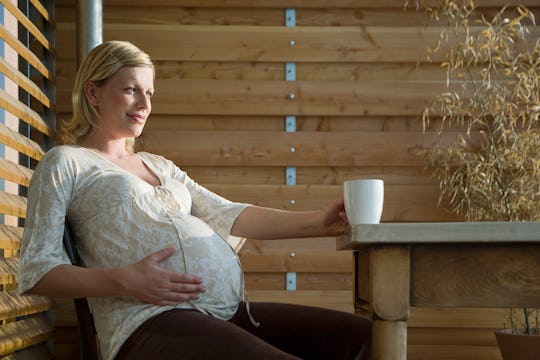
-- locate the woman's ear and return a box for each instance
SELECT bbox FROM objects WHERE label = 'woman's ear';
[84,81,99,107]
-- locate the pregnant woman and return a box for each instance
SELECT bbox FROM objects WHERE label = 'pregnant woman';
[18,40,371,360]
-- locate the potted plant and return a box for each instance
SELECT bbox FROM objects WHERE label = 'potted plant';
[409,0,540,358]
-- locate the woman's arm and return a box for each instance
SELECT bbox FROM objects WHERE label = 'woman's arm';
[230,200,349,240]
[28,247,205,306]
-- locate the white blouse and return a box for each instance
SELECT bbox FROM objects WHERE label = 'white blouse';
[18,145,250,360]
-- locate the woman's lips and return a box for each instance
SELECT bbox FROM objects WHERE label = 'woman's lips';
[127,113,145,123]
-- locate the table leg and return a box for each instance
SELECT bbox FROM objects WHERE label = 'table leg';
[370,245,410,360]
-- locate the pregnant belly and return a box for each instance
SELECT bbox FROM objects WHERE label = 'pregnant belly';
[167,216,244,310]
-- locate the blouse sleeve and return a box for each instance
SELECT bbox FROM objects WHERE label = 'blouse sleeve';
[18,147,75,294]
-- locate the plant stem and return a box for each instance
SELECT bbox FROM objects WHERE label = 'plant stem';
[524,308,531,334]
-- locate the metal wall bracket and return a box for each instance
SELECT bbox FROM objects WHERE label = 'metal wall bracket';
[285,62,296,81]
[285,8,296,27]
[286,167,297,185]
[286,272,297,291]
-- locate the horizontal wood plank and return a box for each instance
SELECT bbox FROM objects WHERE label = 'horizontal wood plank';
[408,307,507,329]
[0,291,53,321]
[60,78,449,116]
[0,158,33,187]
[0,191,26,219]
[0,316,54,356]
[181,166,436,186]
[0,225,23,251]
[245,272,352,290]
[140,131,457,167]
[0,57,52,109]
[205,184,459,221]
[0,123,44,161]
[54,0,540,8]
[3,344,54,360]
[408,327,498,346]
[0,25,51,80]
[412,244,540,308]
[248,289,354,313]
[0,89,52,136]
[57,59,447,82]
[408,344,501,360]
[29,0,53,23]
[240,252,351,272]
[56,23,446,63]
[0,0,52,51]
[0,258,18,285]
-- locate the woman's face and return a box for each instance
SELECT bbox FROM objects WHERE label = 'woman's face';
[86,66,154,141]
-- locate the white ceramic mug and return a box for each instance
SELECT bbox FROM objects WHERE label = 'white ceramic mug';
[343,179,384,225]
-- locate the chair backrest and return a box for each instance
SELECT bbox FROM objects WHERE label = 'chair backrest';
[62,221,100,360]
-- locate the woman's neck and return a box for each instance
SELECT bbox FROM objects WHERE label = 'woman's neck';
[79,137,130,159]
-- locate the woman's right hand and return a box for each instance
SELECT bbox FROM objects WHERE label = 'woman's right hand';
[116,247,206,306]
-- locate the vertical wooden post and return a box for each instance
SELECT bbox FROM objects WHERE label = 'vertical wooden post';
[370,245,410,360]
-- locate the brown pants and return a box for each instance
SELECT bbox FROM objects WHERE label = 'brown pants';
[116,302,371,360]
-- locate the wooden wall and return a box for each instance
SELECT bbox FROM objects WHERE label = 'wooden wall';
[52,1,540,359]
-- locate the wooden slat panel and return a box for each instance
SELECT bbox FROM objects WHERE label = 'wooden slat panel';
[0,89,52,136]
[242,236,346,253]
[240,251,351,272]
[29,0,54,24]
[205,184,460,221]
[0,316,54,356]
[408,345,501,360]
[245,272,352,290]
[408,327,498,346]
[2,344,53,360]
[56,23,444,63]
[0,158,33,187]
[412,245,540,308]
[0,259,18,286]
[0,25,51,80]
[57,59,447,82]
[0,123,44,161]
[140,131,457,167]
[54,0,540,8]
[142,115,452,133]
[56,5,540,29]
[0,57,52,109]
[409,307,507,328]
[0,0,52,51]
[181,166,436,186]
[154,79,446,116]
[248,289,353,313]
[0,191,26,218]
[59,78,447,115]
[0,291,53,320]
[0,225,23,251]
[56,22,539,63]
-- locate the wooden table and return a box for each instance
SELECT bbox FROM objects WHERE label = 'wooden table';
[337,222,540,360]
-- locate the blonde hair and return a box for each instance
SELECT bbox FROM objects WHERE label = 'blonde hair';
[59,40,154,150]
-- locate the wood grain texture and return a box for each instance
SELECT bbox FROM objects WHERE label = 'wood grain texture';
[412,244,540,308]
[54,0,540,8]
[139,131,457,166]
[371,245,410,321]
[56,23,444,62]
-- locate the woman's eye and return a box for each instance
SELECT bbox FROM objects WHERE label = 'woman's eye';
[126,87,136,94]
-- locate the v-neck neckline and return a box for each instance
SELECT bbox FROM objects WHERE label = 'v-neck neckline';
[78,145,163,187]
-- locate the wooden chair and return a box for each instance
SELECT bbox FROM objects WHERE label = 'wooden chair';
[62,221,100,360]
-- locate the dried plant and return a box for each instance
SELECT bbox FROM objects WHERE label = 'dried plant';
[409,0,540,334]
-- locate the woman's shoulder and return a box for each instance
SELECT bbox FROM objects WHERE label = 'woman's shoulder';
[40,145,84,164]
